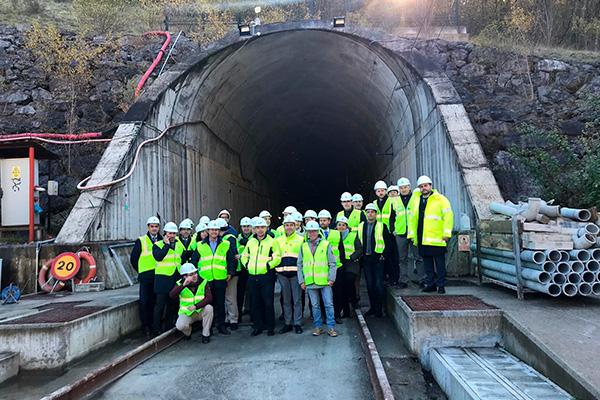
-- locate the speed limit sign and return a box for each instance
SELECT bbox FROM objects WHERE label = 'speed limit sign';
[50,252,81,281]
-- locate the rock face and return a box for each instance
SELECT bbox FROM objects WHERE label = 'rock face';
[0,24,598,234]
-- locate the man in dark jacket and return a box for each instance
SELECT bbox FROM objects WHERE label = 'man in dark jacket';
[333,216,362,319]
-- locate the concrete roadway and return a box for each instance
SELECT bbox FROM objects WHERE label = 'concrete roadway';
[94,316,374,400]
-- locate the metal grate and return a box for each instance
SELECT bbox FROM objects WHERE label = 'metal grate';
[401,295,497,312]
[1,301,106,324]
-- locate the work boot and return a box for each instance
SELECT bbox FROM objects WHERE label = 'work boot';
[201,335,210,344]
[294,325,303,334]
[327,328,338,337]
[335,317,343,324]
[437,287,446,294]
[251,329,263,336]
[312,327,324,336]
[229,323,239,331]
[183,334,192,341]
[218,326,231,335]
[267,330,275,336]
[422,285,437,293]
[279,325,293,334]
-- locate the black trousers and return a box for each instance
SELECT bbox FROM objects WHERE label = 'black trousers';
[248,271,276,331]
[139,279,155,331]
[153,293,177,334]
[335,269,357,316]
[210,279,228,328]
[384,234,399,283]
[363,255,385,315]
[237,269,249,318]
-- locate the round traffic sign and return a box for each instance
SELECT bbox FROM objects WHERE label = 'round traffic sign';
[50,252,81,281]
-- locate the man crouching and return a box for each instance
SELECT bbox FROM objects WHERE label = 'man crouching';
[170,262,213,343]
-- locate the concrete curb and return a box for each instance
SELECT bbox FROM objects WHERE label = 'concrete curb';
[355,309,395,400]
[40,328,182,400]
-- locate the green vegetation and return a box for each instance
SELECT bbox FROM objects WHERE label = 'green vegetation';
[509,96,600,208]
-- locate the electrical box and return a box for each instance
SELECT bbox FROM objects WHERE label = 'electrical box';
[0,158,39,226]
[47,180,58,196]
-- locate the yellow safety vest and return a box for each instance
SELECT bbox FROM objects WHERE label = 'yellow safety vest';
[196,240,230,281]
[138,235,156,273]
[373,197,393,230]
[324,229,342,268]
[241,235,281,275]
[336,209,362,231]
[301,240,331,286]
[275,232,304,273]
[177,279,208,316]
[358,221,385,254]
[407,190,453,247]
[341,231,357,262]
[154,240,185,276]
[392,196,411,235]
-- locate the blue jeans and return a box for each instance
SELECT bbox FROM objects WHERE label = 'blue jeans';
[307,286,335,329]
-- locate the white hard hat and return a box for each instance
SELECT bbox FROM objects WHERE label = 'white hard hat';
[207,220,220,230]
[215,218,228,229]
[365,203,377,212]
[146,216,160,225]
[199,216,210,225]
[305,221,320,231]
[387,185,399,194]
[164,222,178,233]
[195,223,207,233]
[240,217,252,226]
[374,180,387,190]
[416,175,433,186]
[340,192,352,202]
[253,217,268,227]
[283,215,296,224]
[218,209,230,217]
[304,210,318,219]
[336,216,349,225]
[179,219,193,230]
[397,177,411,187]
[180,262,197,275]
[292,211,303,222]
[352,193,363,202]
[318,209,332,219]
[259,210,272,218]
[283,206,297,214]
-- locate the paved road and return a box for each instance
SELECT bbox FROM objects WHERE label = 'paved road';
[94,317,374,400]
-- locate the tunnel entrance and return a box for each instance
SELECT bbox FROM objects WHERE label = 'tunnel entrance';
[57,23,502,243]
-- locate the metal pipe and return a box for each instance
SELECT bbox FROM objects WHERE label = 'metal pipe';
[592,282,600,296]
[28,146,35,242]
[569,249,591,262]
[561,207,591,222]
[559,251,570,262]
[591,248,600,261]
[552,273,567,284]
[472,245,545,264]
[581,271,596,283]
[578,282,592,296]
[567,272,582,284]
[542,261,557,273]
[489,202,518,216]
[539,200,560,217]
[569,261,585,273]
[480,268,560,296]
[584,223,600,235]
[585,260,600,272]
[521,198,542,222]
[556,262,570,274]
[545,249,561,262]
[474,253,553,272]
[572,233,596,249]
[562,283,578,297]
[474,258,551,283]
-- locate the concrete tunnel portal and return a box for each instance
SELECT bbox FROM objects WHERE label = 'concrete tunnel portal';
[56,24,503,244]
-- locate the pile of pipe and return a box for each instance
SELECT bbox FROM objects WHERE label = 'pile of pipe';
[472,246,600,297]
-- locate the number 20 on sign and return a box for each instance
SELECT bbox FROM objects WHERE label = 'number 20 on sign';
[50,252,81,281]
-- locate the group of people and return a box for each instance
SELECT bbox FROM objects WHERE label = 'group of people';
[130,175,454,342]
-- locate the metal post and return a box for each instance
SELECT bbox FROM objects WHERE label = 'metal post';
[511,215,525,300]
[475,223,482,285]
[453,0,460,28]
[28,146,35,242]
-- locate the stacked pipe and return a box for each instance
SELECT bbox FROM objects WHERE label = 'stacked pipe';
[483,198,600,297]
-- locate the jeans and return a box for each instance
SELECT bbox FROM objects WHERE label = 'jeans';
[363,254,385,315]
[395,235,424,284]
[423,253,447,288]
[307,286,335,329]
[277,274,303,326]
[138,279,155,331]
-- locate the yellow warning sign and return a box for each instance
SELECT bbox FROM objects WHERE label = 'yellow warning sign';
[50,252,81,281]
[11,166,21,179]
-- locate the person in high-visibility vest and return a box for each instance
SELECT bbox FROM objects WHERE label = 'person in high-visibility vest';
[194,222,208,244]
[170,263,213,343]
[358,203,389,317]
[351,193,366,302]
[218,218,241,331]
[218,209,239,236]
[276,206,297,237]
[407,176,454,294]
[298,221,338,337]
[318,209,342,323]
[333,216,362,319]
[372,180,398,287]
[292,211,305,236]
[275,215,305,334]
[334,192,366,232]
[152,221,185,334]
[259,210,277,238]
[191,219,237,336]
[393,178,425,288]
[241,217,282,336]
[177,219,195,264]
[236,217,254,320]
[130,216,162,337]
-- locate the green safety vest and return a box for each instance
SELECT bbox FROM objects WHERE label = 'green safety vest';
[138,235,156,273]
[237,233,252,271]
[275,232,304,272]
[177,236,195,251]
[301,240,331,286]
[373,198,393,230]
[154,240,185,276]
[336,209,362,231]
[392,196,410,235]
[176,279,208,316]
[407,190,454,247]
[196,240,231,281]
[358,221,386,254]
[241,235,281,275]
[324,229,342,268]
[341,231,357,263]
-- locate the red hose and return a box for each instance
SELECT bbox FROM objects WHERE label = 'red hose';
[135,31,172,98]
[0,132,103,140]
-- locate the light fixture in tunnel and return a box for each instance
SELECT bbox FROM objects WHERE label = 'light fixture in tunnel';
[238,24,251,36]
[333,16,345,28]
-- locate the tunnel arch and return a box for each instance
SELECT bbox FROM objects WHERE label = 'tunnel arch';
[57,22,502,244]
